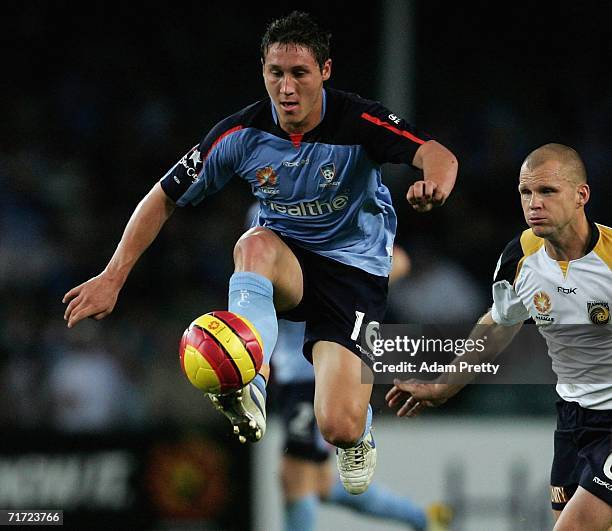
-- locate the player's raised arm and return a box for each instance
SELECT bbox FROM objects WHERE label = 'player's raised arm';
[62,182,175,328]
[386,310,523,416]
[408,140,458,212]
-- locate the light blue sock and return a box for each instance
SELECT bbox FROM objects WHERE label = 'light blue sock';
[326,479,427,530]
[251,373,267,402]
[228,272,278,365]
[355,403,373,445]
[285,494,318,531]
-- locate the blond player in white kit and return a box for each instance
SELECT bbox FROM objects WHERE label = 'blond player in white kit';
[386,143,612,531]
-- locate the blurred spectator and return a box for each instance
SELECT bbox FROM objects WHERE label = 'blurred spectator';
[388,244,487,325]
[46,321,143,432]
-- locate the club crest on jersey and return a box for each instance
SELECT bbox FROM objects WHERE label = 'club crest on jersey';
[319,163,339,188]
[533,290,554,323]
[255,166,279,194]
[587,301,610,325]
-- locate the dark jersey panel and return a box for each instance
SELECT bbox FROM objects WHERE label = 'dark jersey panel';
[313,89,432,165]
[356,98,432,165]
[494,235,523,284]
[160,100,268,203]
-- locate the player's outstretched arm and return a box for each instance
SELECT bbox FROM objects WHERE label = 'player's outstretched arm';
[408,140,458,212]
[386,311,522,416]
[63,182,175,328]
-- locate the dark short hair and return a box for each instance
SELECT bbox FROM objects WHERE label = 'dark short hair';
[260,11,331,69]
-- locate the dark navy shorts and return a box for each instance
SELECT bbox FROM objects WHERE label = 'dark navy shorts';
[278,381,331,463]
[275,233,389,363]
[550,399,612,510]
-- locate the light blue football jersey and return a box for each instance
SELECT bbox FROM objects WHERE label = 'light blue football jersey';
[160,88,431,277]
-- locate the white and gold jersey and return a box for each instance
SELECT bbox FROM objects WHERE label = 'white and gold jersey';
[491,222,612,409]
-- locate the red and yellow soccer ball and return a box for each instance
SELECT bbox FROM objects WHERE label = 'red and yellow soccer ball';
[179,311,263,395]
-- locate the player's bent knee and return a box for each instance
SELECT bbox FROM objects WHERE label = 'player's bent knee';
[317,411,364,448]
[233,228,280,270]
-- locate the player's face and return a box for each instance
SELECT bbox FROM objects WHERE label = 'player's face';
[518,160,586,239]
[262,43,331,134]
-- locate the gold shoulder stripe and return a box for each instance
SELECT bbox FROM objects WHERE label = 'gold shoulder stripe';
[520,228,545,256]
[594,223,612,269]
[515,229,544,282]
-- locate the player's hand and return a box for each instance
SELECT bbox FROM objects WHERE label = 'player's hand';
[406,180,446,212]
[62,273,121,328]
[385,379,452,417]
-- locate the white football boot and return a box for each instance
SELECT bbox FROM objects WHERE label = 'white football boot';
[336,429,377,494]
[208,381,266,443]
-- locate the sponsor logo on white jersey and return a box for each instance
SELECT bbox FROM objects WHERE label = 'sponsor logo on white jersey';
[557,286,577,294]
[533,290,555,323]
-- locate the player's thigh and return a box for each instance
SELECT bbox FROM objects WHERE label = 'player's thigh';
[312,341,372,428]
[280,455,321,501]
[234,227,303,311]
[553,486,612,531]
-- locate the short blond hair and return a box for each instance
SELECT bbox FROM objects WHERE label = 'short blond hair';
[523,143,587,184]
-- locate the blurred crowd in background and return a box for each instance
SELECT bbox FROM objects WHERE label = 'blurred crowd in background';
[1,2,610,433]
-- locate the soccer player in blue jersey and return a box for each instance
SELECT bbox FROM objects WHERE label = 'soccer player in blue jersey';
[273,247,452,531]
[63,11,458,494]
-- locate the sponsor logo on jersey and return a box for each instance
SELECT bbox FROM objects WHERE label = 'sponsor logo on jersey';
[262,194,349,217]
[255,166,279,195]
[557,286,577,294]
[319,163,339,188]
[587,301,610,325]
[189,149,202,167]
[282,158,309,167]
[593,476,612,491]
[533,290,554,323]
[534,291,552,314]
[176,147,203,183]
